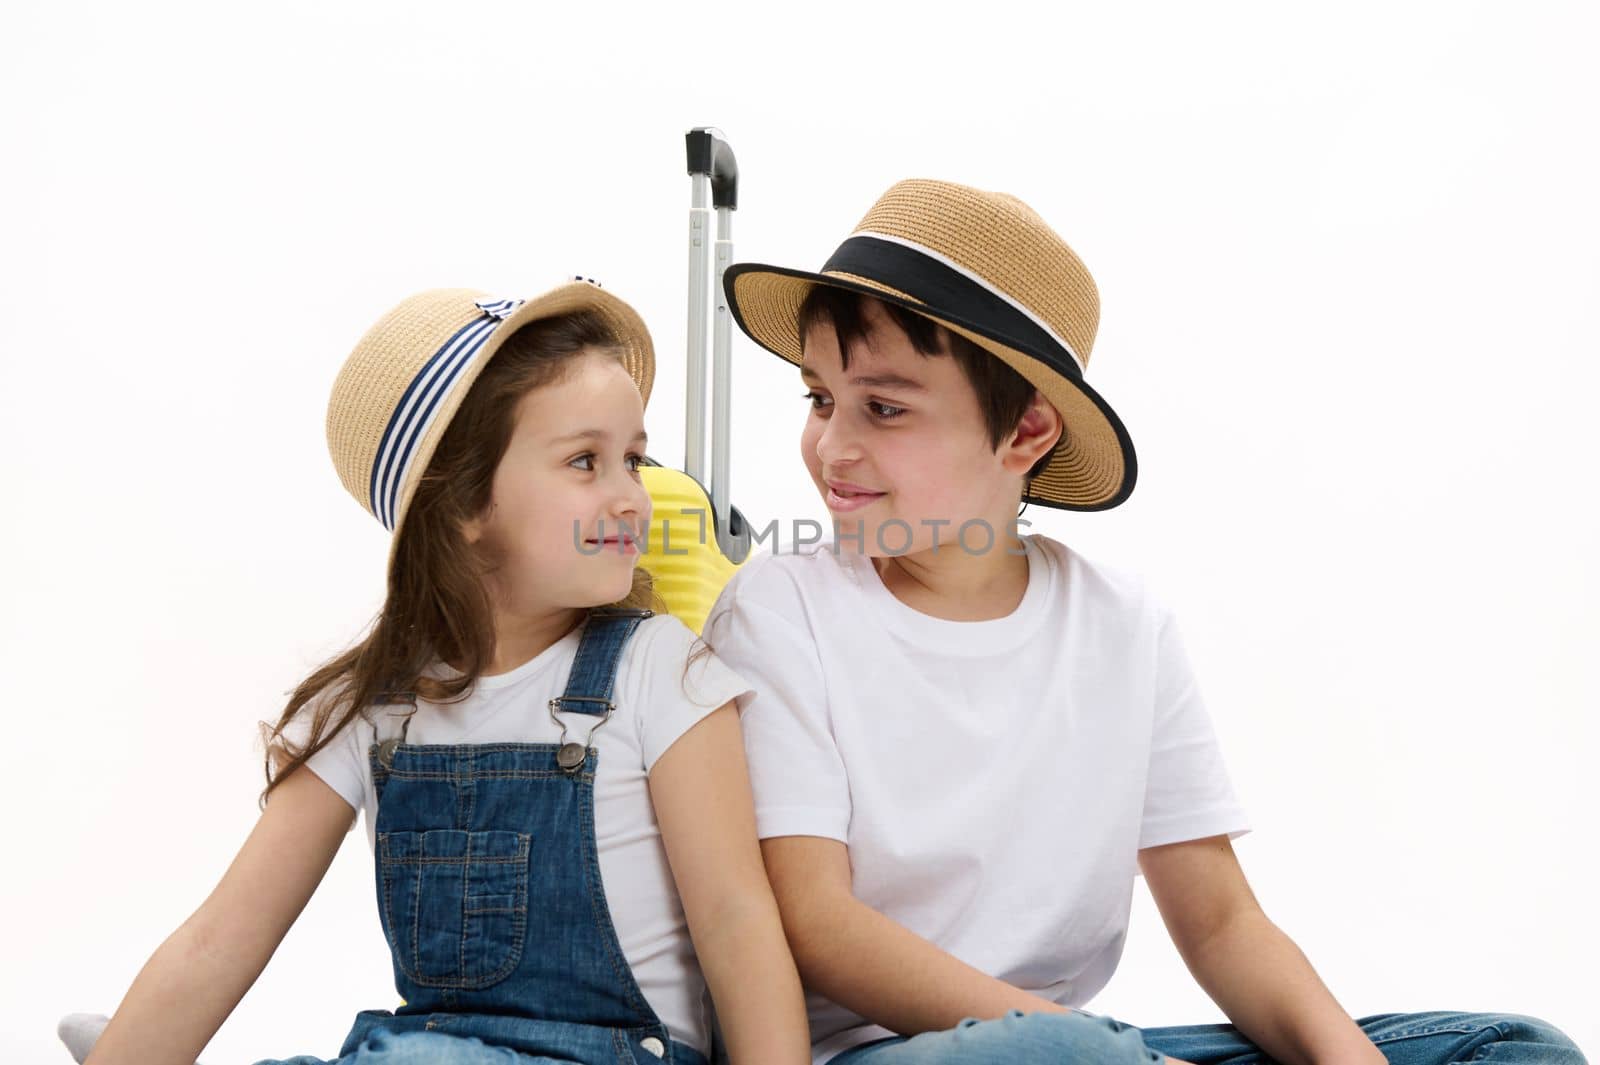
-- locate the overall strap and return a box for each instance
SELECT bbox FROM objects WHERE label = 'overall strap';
[550,608,654,716]
[548,608,653,773]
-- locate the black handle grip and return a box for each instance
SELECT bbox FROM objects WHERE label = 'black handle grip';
[686,127,738,210]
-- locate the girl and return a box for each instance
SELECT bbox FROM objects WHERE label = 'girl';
[81,283,810,1065]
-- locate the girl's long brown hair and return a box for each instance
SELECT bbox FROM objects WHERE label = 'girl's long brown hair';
[259,310,661,806]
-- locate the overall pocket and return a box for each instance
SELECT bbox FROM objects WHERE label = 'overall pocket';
[377,829,531,989]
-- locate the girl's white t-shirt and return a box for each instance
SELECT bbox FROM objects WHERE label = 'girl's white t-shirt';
[293,613,750,1057]
[702,535,1252,1065]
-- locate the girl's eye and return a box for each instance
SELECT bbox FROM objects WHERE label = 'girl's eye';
[570,453,645,473]
[802,390,833,410]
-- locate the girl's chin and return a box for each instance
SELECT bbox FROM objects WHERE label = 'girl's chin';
[554,564,640,610]
[602,567,640,599]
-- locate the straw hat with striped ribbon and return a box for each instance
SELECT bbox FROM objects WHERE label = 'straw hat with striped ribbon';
[325,280,655,566]
[724,179,1135,511]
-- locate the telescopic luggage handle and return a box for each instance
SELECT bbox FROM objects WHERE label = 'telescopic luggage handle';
[684,127,749,562]
[686,127,738,209]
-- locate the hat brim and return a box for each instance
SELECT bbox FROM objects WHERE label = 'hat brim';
[387,281,656,566]
[724,263,1136,512]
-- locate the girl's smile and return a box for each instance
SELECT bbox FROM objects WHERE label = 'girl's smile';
[583,529,643,554]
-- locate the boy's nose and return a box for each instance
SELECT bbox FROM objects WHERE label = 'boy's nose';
[814,411,863,465]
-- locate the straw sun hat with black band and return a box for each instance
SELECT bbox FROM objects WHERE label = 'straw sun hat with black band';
[724,179,1136,511]
[325,279,655,570]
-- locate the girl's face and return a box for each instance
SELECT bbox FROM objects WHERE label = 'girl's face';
[799,300,1021,559]
[463,350,652,616]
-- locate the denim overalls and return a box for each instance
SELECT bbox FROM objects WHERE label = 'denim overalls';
[331,609,709,1065]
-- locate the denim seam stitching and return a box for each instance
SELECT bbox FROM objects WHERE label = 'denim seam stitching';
[382,855,527,865]
[376,829,531,991]
[582,769,656,1019]
[377,834,406,989]
[460,749,474,983]
[459,827,471,986]
[1373,1022,1500,1042]
[381,770,574,781]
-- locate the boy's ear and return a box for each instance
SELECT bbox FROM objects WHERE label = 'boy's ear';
[1000,391,1063,477]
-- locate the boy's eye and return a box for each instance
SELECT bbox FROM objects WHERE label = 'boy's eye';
[569,453,595,471]
[625,453,643,473]
[803,391,904,419]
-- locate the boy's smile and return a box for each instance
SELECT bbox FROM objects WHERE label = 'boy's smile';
[822,478,885,511]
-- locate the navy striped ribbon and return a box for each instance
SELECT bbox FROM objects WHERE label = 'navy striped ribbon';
[369,297,524,530]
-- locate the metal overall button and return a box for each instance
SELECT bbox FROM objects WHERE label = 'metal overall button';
[375,699,417,770]
[639,1035,666,1058]
[547,696,614,774]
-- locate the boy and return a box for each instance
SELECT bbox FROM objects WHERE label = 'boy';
[701,180,1583,1065]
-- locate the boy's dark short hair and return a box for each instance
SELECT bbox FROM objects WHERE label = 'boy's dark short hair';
[798,286,1056,480]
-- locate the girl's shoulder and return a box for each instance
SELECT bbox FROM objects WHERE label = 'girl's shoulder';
[618,613,752,765]
[614,612,712,693]
[625,611,698,659]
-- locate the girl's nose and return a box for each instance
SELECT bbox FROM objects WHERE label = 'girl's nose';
[609,468,652,528]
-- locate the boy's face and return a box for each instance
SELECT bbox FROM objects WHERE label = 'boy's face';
[799,300,1021,558]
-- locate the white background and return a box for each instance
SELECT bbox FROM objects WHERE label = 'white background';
[2,1,1596,1061]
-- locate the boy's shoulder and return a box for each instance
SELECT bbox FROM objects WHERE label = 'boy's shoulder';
[1032,535,1158,609]
[712,540,857,628]
[716,535,1162,629]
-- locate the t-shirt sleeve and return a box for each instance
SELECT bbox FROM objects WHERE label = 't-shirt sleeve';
[275,699,368,819]
[702,581,850,843]
[630,615,754,772]
[1138,605,1251,850]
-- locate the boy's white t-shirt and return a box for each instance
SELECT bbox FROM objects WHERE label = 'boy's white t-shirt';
[701,535,1251,1065]
[292,613,750,1058]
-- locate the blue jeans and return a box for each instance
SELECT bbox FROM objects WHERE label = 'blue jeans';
[253,1027,575,1063]
[828,1009,1586,1065]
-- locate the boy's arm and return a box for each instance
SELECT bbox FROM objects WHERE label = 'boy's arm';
[85,764,354,1065]
[761,835,1071,1033]
[706,590,1199,1056]
[1139,835,1385,1065]
[650,704,811,1065]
